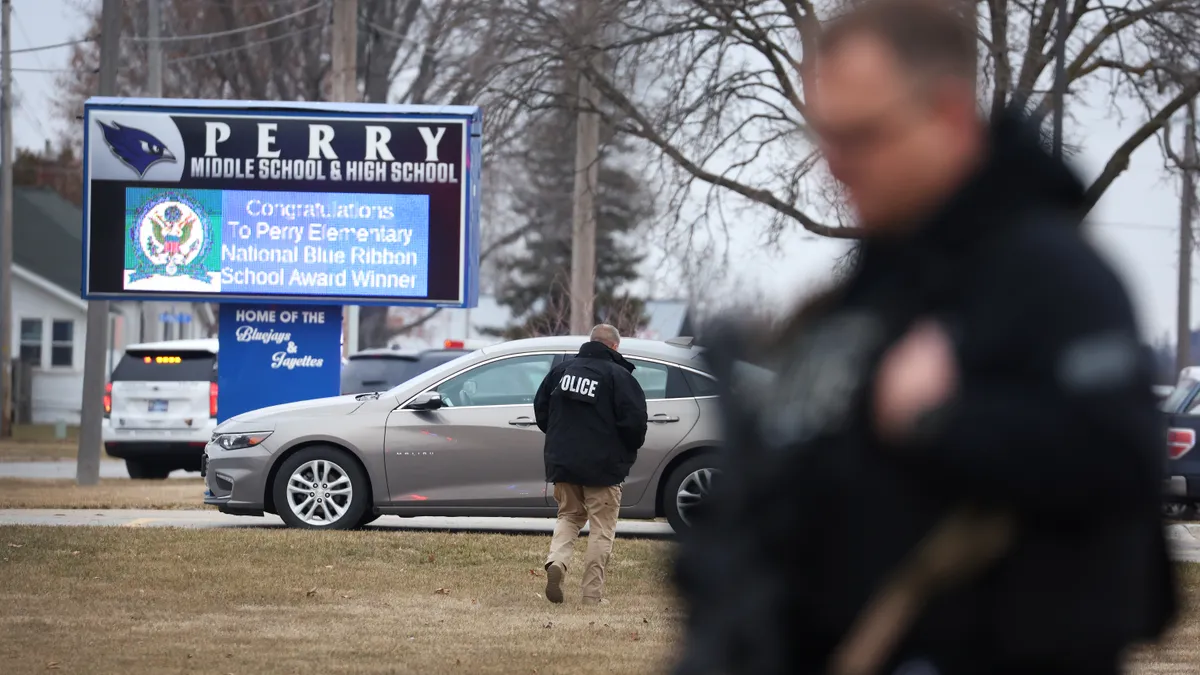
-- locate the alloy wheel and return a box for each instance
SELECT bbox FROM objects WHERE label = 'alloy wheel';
[286,459,353,526]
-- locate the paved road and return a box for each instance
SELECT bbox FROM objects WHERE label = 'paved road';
[0,461,194,480]
[0,509,1196,558]
[0,509,676,538]
[1166,523,1200,562]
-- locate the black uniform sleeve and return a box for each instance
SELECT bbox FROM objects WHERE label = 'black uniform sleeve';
[614,370,649,453]
[904,225,1164,518]
[534,366,558,434]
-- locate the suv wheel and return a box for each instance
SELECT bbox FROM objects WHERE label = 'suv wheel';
[662,455,719,534]
[126,459,171,480]
[273,446,369,530]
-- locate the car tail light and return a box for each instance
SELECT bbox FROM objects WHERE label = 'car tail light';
[103,383,112,417]
[444,339,464,349]
[209,382,218,418]
[1169,428,1195,460]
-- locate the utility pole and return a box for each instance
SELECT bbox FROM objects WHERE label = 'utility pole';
[569,1,600,336]
[1051,0,1067,159]
[77,0,121,486]
[142,0,162,344]
[332,0,359,355]
[1177,101,1197,375]
[0,0,12,437]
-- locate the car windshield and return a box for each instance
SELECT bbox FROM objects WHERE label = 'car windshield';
[1162,378,1199,413]
[384,349,481,395]
[111,349,217,382]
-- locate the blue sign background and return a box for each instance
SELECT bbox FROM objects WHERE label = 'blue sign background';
[217,303,343,423]
[220,190,431,297]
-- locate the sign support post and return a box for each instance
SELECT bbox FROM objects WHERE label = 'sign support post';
[77,0,122,485]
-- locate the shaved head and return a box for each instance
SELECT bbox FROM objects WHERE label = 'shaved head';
[590,324,621,350]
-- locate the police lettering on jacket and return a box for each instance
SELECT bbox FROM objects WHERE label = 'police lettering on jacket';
[559,374,600,400]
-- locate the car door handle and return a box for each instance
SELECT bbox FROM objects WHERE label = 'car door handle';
[508,417,537,427]
[649,414,680,423]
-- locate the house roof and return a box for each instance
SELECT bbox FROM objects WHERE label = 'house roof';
[13,187,83,298]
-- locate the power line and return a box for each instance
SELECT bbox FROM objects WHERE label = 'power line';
[12,8,44,69]
[167,23,325,64]
[10,37,92,54]
[11,67,82,73]
[124,1,326,43]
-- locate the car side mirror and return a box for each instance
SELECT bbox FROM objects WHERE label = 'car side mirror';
[407,391,444,411]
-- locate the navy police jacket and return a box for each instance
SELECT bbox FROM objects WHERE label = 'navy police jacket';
[534,340,649,487]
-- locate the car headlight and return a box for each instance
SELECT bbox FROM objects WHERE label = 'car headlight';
[212,432,272,451]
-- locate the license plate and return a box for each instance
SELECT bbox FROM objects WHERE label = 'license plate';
[148,399,168,412]
[200,454,208,478]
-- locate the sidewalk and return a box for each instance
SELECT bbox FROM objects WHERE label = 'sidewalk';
[0,461,193,480]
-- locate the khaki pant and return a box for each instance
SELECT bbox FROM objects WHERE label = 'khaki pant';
[545,482,621,600]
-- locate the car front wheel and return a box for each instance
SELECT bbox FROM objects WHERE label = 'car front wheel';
[273,446,370,530]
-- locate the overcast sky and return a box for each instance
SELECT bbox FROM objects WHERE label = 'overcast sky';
[11,0,1191,344]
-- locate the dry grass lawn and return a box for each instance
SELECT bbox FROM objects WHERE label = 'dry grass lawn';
[0,525,1195,674]
[0,525,681,674]
[0,438,81,462]
[0,478,207,510]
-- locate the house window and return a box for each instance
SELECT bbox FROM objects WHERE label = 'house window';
[51,320,74,367]
[19,319,42,365]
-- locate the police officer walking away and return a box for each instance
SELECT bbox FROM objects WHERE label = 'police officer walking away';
[673,0,1176,673]
[534,324,648,606]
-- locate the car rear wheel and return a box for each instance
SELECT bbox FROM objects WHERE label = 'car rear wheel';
[126,459,171,480]
[273,446,369,530]
[662,455,719,534]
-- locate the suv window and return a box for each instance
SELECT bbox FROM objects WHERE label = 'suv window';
[111,350,216,382]
[436,354,555,407]
[341,351,465,394]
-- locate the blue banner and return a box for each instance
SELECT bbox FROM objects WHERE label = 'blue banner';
[217,304,343,423]
[219,190,431,297]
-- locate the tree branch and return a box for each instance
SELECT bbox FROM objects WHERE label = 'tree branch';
[1084,77,1200,211]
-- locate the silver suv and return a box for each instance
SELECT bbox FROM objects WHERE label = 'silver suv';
[203,336,723,532]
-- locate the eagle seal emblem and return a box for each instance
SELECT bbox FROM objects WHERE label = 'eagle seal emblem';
[127,191,213,283]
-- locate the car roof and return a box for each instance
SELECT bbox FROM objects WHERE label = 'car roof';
[480,336,704,366]
[124,338,219,354]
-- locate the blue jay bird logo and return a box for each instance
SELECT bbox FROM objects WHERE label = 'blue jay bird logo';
[97,120,176,177]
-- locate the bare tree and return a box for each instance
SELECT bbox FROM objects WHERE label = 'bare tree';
[491,0,1200,251]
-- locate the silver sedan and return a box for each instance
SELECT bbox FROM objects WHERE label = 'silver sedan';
[202,336,726,532]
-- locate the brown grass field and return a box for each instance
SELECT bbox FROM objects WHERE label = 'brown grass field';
[0,439,81,462]
[0,526,680,674]
[0,525,1194,674]
[0,478,207,510]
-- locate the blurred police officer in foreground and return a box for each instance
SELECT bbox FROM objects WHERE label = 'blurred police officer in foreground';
[534,324,648,605]
[672,0,1176,673]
